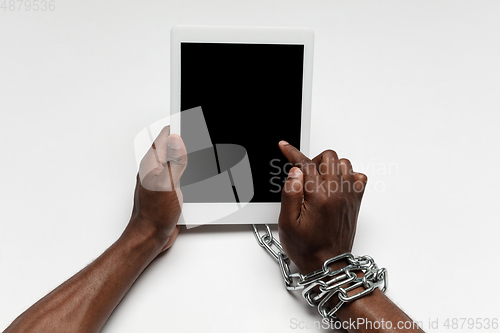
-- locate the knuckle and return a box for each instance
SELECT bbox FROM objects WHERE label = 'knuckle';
[323,149,339,159]
[357,172,368,182]
[167,154,187,166]
[297,158,311,167]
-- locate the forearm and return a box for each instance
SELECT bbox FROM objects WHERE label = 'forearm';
[4,222,164,333]
[335,288,424,333]
[299,260,424,333]
[324,265,424,333]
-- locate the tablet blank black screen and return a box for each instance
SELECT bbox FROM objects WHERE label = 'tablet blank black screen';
[180,42,304,203]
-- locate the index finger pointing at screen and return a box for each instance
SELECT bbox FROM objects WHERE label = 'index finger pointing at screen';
[278,141,317,176]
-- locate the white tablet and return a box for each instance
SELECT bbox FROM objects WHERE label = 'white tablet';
[170,25,313,225]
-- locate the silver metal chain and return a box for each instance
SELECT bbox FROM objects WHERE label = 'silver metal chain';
[252,224,388,320]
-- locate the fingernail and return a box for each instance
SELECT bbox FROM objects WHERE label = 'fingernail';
[279,140,289,146]
[288,167,302,178]
[168,134,182,149]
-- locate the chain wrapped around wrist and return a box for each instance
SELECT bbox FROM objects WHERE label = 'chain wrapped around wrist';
[252,224,388,320]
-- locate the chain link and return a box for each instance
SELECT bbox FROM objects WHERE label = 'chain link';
[252,224,388,320]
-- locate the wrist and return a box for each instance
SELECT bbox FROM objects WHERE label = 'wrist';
[298,252,352,275]
[121,217,171,255]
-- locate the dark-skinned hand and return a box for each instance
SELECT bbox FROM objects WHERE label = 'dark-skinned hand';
[278,141,367,274]
[123,126,188,252]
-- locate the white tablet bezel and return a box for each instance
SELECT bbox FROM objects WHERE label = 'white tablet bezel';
[170,25,313,225]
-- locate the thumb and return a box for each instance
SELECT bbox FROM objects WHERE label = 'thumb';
[156,134,188,191]
[279,167,304,225]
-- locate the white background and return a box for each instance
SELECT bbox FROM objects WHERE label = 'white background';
[1,1,499,332]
